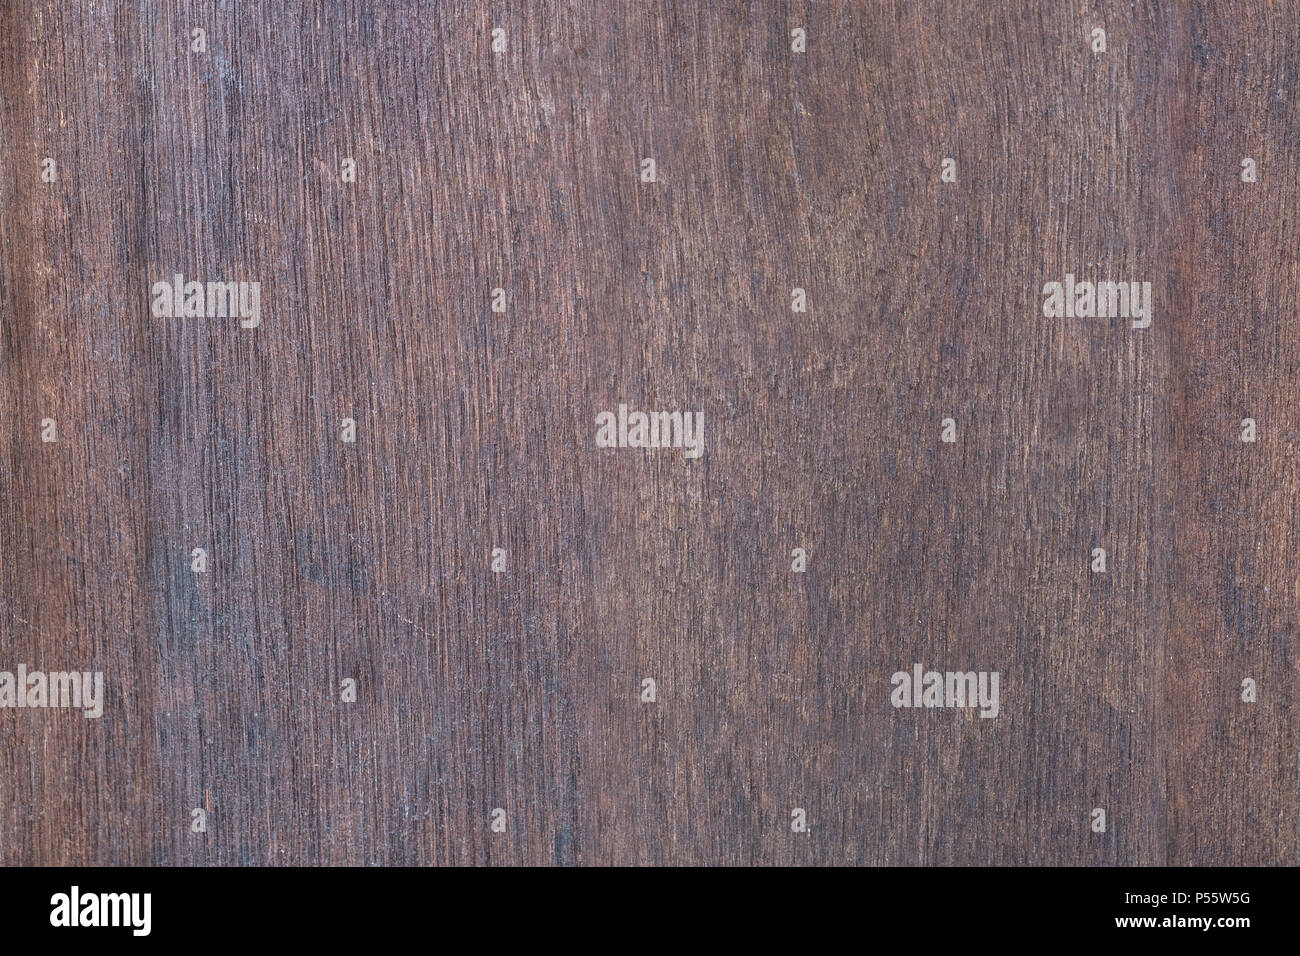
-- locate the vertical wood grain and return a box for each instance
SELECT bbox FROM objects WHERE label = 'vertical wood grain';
[1,0,1296,866]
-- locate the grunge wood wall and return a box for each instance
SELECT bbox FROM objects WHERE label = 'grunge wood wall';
[2,0,1298,867]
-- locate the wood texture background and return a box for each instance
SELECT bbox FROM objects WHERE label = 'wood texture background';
[2,0,1298,866]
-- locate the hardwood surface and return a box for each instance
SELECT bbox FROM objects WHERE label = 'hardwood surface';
[2,0,1297,866]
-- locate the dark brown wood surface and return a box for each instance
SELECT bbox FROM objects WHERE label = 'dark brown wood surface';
[2,0,1297,866]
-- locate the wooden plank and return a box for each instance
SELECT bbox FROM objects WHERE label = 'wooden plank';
[1,0,1296,865]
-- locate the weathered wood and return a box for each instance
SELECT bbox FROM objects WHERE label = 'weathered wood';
[1,0,1297,865]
